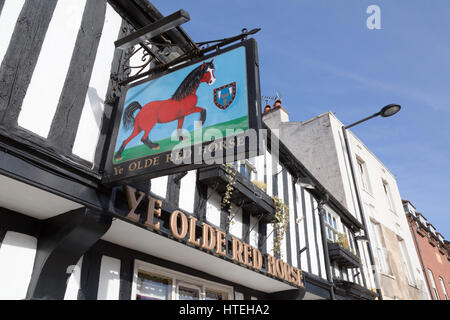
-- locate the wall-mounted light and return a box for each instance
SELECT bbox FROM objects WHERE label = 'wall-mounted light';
[115,10,191,50]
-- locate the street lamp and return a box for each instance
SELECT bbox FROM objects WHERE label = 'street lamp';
[342,103,401,301]
[345,104,401,129]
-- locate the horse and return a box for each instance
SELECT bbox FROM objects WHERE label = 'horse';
[114,60,216,161]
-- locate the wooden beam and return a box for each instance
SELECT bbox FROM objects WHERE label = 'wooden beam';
[47,0,107,154]
[0,0,5,16]
[0,0,57,126]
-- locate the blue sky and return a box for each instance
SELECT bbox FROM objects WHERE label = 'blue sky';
[151,0,450,238]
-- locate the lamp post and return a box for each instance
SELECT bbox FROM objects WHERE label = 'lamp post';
[341,104,401,301]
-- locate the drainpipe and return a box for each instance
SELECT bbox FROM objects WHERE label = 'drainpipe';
[409,216,434,300]
[342,127,383,300]
[318,199,336,300]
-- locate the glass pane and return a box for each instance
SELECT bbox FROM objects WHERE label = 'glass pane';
[178,286,200,300]
[136,271,172,300]
[206,289,228,300]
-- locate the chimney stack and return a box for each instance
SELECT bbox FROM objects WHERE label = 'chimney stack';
[262,99,290,129]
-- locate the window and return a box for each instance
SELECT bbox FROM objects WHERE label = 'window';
[370,220,392,275]
[398,239,416,286]
[239,158,256,180]
[324,211,339,242]
[427,269,440,300]
[382,180,396,213]
[136,271,173,300]
[357,158,371,193]
[133,261,232,300]
[439,277,448,300]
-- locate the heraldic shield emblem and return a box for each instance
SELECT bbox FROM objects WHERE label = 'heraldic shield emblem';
[213,82,237,110]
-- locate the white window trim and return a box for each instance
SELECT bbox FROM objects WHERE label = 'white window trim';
[427,269,440,300]
[382,179,397,215]
[131,259,233,300]
[370,219,393,276]
[438,277,448,300]
[356,157,372,195]
[398,238,416,287]
[324,209,342,243]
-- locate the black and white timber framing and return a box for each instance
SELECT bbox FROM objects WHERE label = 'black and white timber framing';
[0,0,377,300]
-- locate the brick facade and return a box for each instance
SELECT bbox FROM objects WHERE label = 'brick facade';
[404,201,450,300]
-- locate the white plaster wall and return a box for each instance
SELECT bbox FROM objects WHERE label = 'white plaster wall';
[97,255,121,300]
[313,198,327,279]
[0,231,37,300]
[295,184,308,272]
[64,257,83,300]
[151,175,168,199]
[0,0,25,66]
[249,214,259,248]
[287,173,298,268]
[178,170,196,213]
[18,0,87,137]
[265,148,273,197]
[254,154,265,183]
[229,206,243,239]
[277,163,288,262]
[304,191,319,276]
[72,3,123,162]
[206,188,221,228]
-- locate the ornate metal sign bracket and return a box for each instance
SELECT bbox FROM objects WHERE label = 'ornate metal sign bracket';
[119,28,261,86]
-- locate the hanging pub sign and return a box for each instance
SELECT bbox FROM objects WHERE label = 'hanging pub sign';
[103,39,262,186]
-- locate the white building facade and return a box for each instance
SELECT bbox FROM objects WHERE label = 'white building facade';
[263,107,430,300]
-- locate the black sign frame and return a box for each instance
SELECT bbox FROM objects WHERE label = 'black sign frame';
[102,38,262,186]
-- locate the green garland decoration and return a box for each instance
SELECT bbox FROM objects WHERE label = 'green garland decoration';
[222,163,237,226]
[272,196,290,257]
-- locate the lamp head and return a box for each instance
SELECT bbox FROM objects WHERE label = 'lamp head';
[379,104,401,118]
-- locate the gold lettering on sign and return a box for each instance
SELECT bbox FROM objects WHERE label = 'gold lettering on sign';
[232,237,244,264]
[265,253,304,287]
[144,196,162,231]
[119,185,304,289]
[243,243,253,268]
[113,167,124,176]
[216,230,227,257]
[170,210,188,240]
[201,223,216,251]
[124,185,146,223]
[187,216,201,247]
[253,247,263,270]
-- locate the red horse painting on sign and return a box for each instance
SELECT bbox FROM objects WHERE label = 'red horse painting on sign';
[115,60,216,160]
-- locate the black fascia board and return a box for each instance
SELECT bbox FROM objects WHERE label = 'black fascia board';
[263,123,364,232]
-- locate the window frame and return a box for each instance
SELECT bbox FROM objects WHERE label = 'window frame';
[438,277,448,300]
[370,219,392,276]
[398,238,416,287]
[427,269,440,300]
[381,179,396,214]
[356,157,371,194]
[131,260,233,301]
[324,209,341,243]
